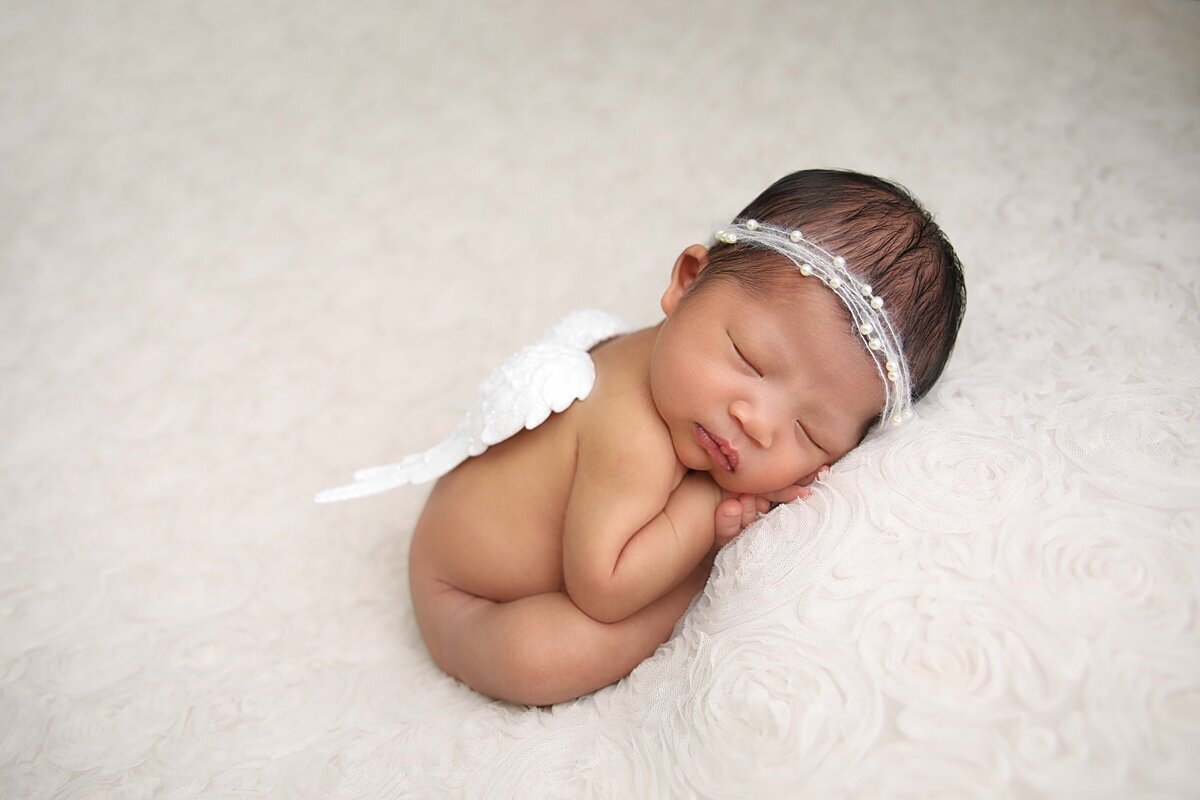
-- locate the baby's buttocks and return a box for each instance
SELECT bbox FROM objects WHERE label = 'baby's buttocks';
[410,404,582,603]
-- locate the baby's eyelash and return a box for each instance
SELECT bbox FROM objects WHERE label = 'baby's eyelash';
[730,337,763,377]
[795,420,826,453]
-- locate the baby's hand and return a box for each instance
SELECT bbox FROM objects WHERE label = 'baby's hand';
[707,465,831,561]
[713,493,771,548]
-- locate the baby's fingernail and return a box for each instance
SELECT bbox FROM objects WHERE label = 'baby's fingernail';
[725,508,739,516]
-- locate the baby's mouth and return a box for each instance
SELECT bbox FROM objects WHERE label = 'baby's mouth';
[695,424,739,471]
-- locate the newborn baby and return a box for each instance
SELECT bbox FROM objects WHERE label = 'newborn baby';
[321,169,965,706]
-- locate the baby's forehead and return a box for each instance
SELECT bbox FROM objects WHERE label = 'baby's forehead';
[729,281,866,345]
[738,265,857,328]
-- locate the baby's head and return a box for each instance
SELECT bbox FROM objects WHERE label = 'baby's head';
[651,169,965,494]
[700,169,966,406]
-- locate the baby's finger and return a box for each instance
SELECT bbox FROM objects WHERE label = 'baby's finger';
[798,464,832,487]
[755,496,771,515]
[759,484,807,504]
[714,498,744,543]
[739,494,757,530]
[774,486,805,504]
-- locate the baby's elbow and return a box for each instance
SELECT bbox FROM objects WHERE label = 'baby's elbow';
[565,576,633,625]
[581,600,632,625]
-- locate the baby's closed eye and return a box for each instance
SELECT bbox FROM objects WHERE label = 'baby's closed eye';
[794,420,825,453]
[729,334,763,377]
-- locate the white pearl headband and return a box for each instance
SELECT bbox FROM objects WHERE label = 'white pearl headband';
[714,219,914,428]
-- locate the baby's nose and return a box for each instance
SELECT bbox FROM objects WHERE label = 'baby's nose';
[730,399,773,448]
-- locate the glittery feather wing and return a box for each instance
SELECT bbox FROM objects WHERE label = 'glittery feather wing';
[314,310,631,503]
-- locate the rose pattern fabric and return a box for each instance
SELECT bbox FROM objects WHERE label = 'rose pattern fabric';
[2,1,1198,798]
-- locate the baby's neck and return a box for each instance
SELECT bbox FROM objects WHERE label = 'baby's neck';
[589,323,660,403]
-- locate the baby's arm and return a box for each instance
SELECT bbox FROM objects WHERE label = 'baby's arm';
[562,431,722,625]
[561,405,830,625]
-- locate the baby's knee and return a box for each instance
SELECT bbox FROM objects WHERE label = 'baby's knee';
[433,592,621,706]
[425,597,563,706]
[485,618,565,706]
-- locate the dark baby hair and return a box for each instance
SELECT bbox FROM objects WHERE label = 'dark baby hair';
[696,169,966,401]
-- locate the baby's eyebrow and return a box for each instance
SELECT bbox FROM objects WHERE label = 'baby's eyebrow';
[754,327,796,368]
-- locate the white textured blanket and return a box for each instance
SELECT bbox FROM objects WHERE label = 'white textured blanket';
[1,1,1197,797]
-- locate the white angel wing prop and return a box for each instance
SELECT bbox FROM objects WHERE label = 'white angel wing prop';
[314,309,631,503]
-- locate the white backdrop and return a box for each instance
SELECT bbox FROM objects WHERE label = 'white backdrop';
[1,1,1198,797]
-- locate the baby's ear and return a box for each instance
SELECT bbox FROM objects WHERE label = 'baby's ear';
[661,244,709,315]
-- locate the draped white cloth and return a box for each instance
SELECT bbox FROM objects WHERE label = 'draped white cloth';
[1,1,1197,797]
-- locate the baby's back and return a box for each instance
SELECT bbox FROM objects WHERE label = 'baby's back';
[410,327,674,603]
[411,400,580,601]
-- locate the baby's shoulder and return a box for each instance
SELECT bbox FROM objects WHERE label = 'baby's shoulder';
[575,332,680,486]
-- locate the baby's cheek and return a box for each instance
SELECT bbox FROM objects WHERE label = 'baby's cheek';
[757,461,813,494]
[712,467,778,497]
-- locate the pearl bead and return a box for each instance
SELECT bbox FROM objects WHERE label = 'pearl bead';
[892,415,902,426]
[859,323,873,335]
[870,296,884,309]
[746,219,759,231]
[717,231,737,244]
[886,359,897,371]
[888,372,898,381]
[860,284,872,296]
[789,230,803,242]
[828,277,842,289]
[903,410,913,419]
[833,256,846,269]
[799,264,813,276]
[868,337,882,350]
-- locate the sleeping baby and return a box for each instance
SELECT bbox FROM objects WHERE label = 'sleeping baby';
[317,169,966,706]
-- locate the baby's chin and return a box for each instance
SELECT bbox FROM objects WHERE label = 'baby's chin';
[707,468,796,497]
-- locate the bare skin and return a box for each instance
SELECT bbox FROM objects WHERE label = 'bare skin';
[409,245,883,706]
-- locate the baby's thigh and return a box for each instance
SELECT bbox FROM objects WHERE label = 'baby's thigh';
[410,563,707,706]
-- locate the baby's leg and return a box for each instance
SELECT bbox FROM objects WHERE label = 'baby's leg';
[411,567,709,706]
